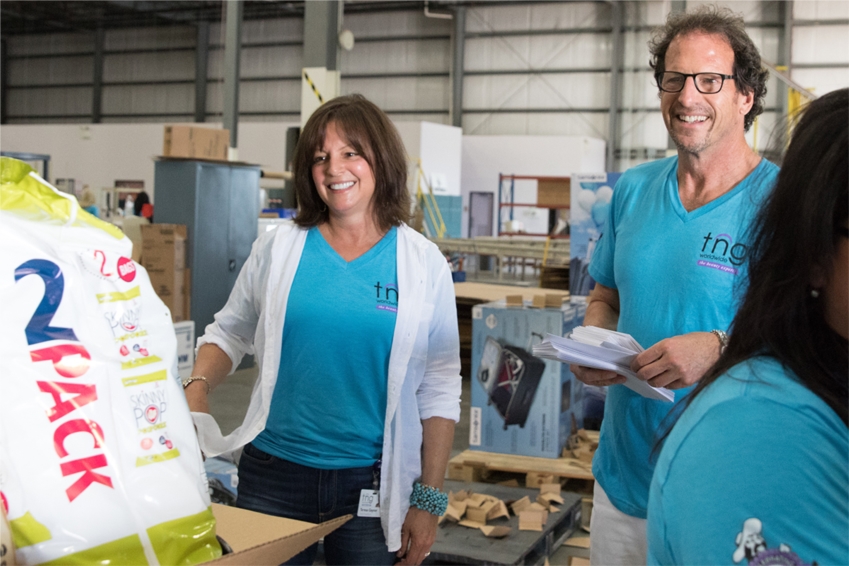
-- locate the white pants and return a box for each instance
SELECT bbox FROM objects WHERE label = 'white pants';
[589,482,647,566]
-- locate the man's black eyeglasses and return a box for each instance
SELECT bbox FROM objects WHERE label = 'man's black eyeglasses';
[658,72,736,94]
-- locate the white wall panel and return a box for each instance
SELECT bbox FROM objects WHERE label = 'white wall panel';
[6,87,91,117]
[8,32,93,56]
[464,73,609,110]
[240,45,304,78]
[466,3,604,33]
[794,0,849,20]
[104,27,194,50]
[465,34,611,71]
[619,111,668,148]
[638,1,674,26]
[342,77,448,110]
[340,39,450,74]
[103,52,194,82]
[235,18,304,43]
[743,27,780,64]
[8,56,94,85]
[689,1,766,21]
[791,68,849,95]
[793,25,849,64]
[102,84,193,115]
[463,111,607,138]
[239,81,301,113]
[344,10,450,36]
[620,71,662,108]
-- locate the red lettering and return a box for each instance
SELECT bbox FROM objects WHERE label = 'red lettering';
[30,343,91,378]
[60,455,113,502]
[54,419,104,458]
[37,381,98,422]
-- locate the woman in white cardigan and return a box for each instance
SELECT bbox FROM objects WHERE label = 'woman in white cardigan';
[185,94,461,565]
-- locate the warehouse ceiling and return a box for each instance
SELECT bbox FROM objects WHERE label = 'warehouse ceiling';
[0,1,467,37]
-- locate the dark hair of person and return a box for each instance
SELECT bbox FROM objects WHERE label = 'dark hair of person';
[656,88,849,455]
[292,94,411,231]
[133,190,150,217]
[648,5,769,132]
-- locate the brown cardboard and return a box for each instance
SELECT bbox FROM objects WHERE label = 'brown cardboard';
[465,506,488,526]
[570,558,591,566]
[497,479,520,487]
[531,294,547,309]
[142,224,189,322]
[444,500,467,522]
[518,509,548,532]
[526,472,558,488]
[209,504,350,565]
[510,496,532,515]
[540,483,563,496]
[545,293,567,308]
[536,178,570,208]
[163,125,229,161]
[480,525,512,538]
[505,294,523,307]
[486,500,510,521]
[450,490,469,502]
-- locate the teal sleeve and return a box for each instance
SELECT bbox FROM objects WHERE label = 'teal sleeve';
[653,397,849,566]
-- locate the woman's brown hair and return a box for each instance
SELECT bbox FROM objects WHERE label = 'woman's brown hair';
[293,94,411,231]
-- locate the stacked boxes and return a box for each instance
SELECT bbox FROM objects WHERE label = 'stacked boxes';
[141,224,190,322]
[173,320,195,380]
[470,300,585,458]
[162,125,229,161]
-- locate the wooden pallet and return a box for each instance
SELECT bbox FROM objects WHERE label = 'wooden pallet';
[448,450,594,484]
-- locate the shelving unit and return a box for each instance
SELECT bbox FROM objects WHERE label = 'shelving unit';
[498,174,570,238]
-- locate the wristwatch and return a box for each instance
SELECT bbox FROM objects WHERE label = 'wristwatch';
[710,329,729,354]
[181,376,210,394]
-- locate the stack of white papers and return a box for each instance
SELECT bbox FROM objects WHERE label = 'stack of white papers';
[533,326,674,402]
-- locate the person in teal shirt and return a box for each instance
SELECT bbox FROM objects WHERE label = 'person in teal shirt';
[648,88,849,565]
[570,7,779,563]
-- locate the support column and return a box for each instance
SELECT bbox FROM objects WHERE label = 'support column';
[92,26,105,123]
[606,1,624,171]
[452,5,466,129]
[195,20,210,123]
[222,0,243,155]
[666,1,686,154]
[777,0,793,120]
[304,0,340,70]
[1,39,8,124]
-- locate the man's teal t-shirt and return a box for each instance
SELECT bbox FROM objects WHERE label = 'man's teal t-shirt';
[647,357,849,565]
[253,226,397,469]
[588,156,779,518]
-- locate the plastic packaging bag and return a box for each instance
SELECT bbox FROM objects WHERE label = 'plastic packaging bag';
[0,157,221,565]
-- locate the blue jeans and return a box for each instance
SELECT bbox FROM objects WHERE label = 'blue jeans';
[236,443,397,566]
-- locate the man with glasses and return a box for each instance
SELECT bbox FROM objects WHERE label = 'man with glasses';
[569,6,779,563]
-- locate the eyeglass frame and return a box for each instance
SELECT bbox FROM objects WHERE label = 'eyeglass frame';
[657,71,736,94]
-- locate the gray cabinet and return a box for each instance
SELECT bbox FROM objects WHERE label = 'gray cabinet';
[154,159,260,337]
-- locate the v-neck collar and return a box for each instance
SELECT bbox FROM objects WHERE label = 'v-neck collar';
[668,159,763,223]
[311,225,395,268]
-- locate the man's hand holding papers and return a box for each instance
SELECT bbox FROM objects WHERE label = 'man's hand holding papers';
[532,327,674,402]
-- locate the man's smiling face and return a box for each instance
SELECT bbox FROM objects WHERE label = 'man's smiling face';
[661,32,754,157]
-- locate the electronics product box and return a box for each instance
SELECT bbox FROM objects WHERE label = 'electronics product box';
[163,125,229,161]
[536,177,571,208]
[469,300,585,458]
[210,503,349,564]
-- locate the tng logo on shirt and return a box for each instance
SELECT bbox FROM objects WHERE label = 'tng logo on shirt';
[697,232,748,275]
[374,281,398,313]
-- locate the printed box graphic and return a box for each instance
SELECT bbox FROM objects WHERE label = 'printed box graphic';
[470,300,585,458]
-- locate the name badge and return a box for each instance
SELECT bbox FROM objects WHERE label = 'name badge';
[358,489,380,517]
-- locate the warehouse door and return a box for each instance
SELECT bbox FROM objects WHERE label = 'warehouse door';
[468,192,493,237]
[468,192,494,272]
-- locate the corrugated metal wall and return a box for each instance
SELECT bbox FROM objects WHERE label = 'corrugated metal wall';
[4,0,848,168]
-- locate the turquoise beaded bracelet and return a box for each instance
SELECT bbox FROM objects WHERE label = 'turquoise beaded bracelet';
[409,481,448,516]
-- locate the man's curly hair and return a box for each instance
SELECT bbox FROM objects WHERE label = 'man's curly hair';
[648,5,769,132]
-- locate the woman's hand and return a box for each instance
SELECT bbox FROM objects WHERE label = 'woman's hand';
[396,507,438,565]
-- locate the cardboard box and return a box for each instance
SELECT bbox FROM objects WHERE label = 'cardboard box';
[469,300,586,458]
[210,503,349,565]
[174,320,195,379]
[163,125,230,161]
[142,224,189,322]
[537,178,571,208]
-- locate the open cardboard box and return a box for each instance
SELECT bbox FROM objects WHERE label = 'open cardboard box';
[209,504,350,565]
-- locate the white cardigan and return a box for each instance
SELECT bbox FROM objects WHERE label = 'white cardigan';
[191,221,462,551]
